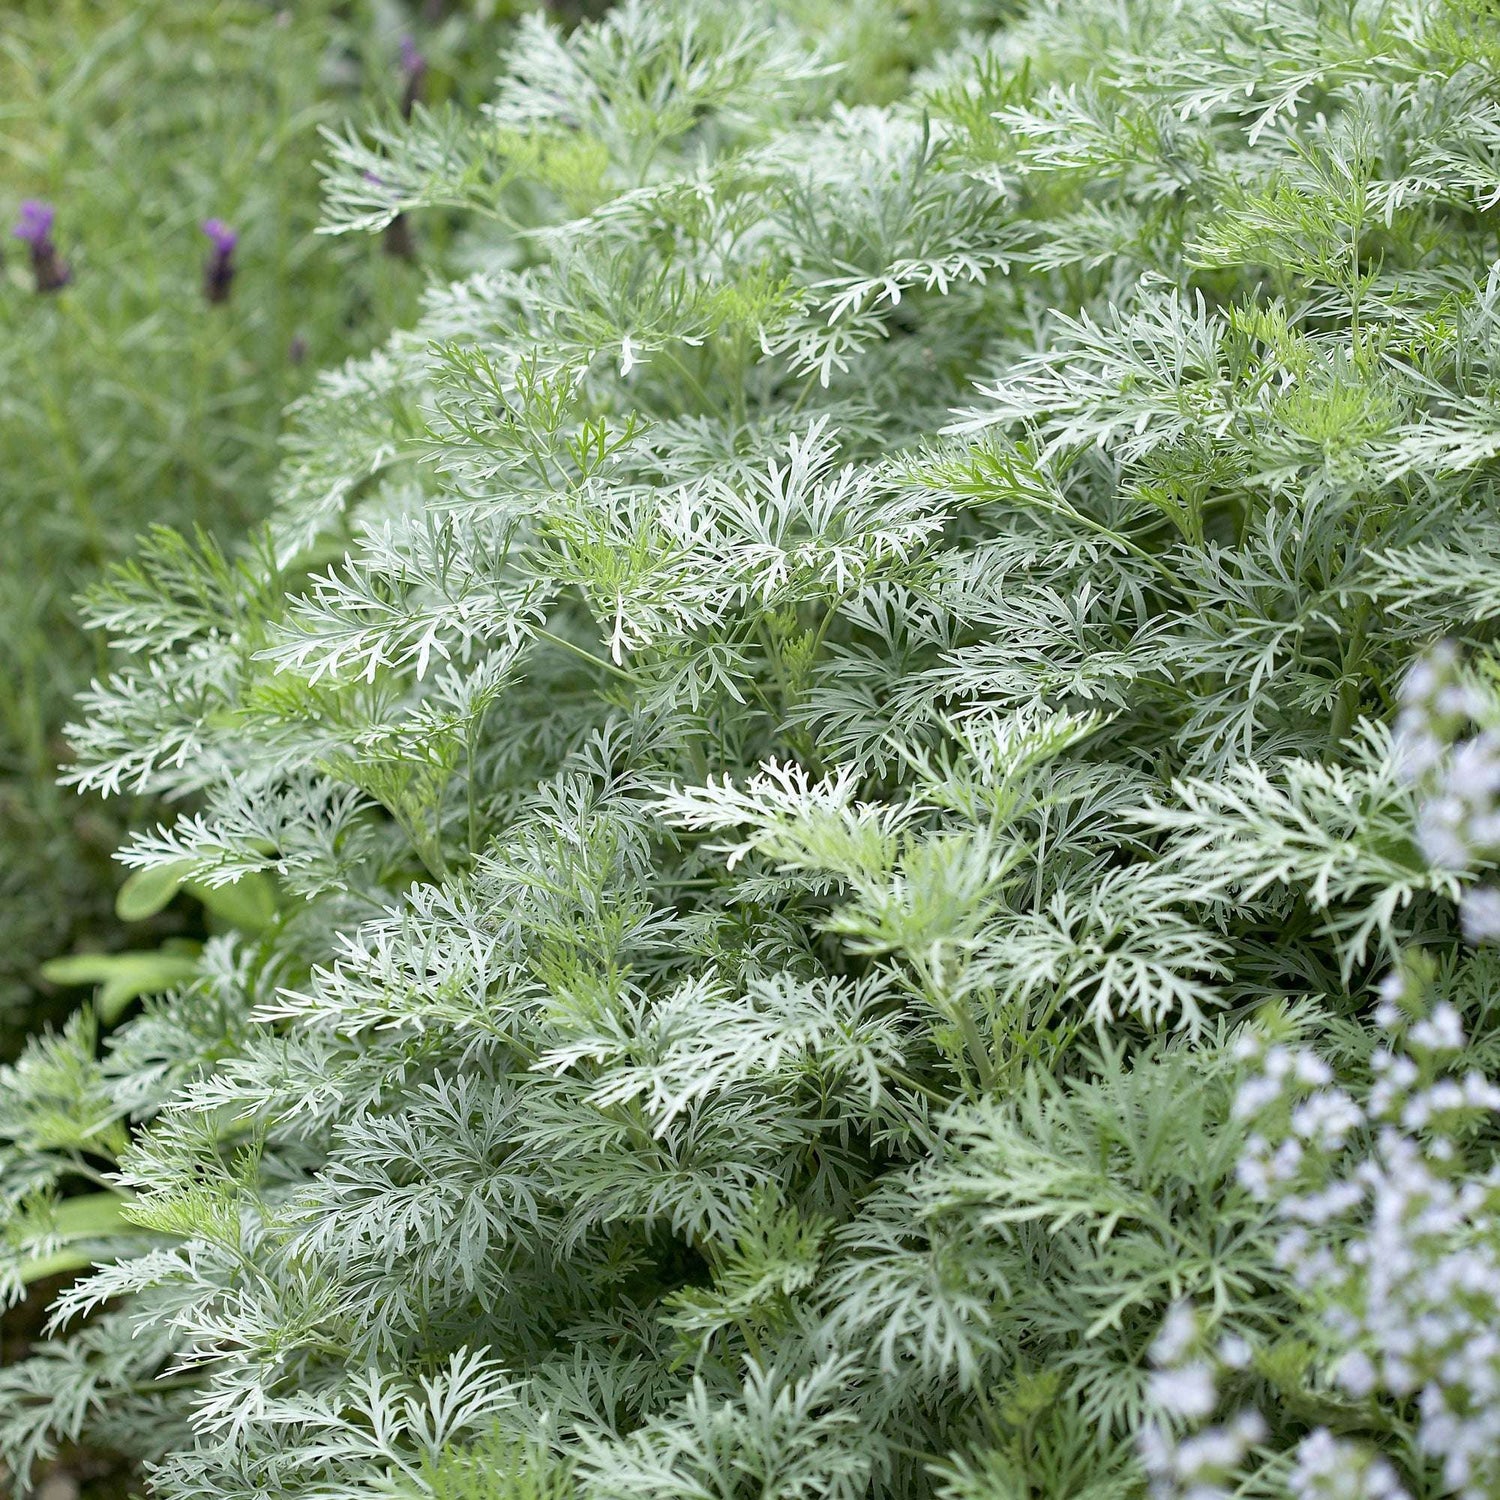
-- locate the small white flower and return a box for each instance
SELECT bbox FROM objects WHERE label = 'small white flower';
[1335,1349,1377,1397]
[1291,1089,1363,1150]
[1417,797,1473,869]
[1149,1362,1218,1421]
[1152,1302,1200,1366]
[1217,1333,1252,1370]
[1445,735,1500,803]
[1461,887,1500,943]
[1409,1003,1465,1053]
[1294,1052,1334,1088]
[1233,1074,1282,1121]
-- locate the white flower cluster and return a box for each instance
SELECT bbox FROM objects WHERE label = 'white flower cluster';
[1139,1301,1265,1500]
[1147,1302,1221,1423]
[1289,1430,1408,1500]
[1395,645,1500,941]
[1164,978,1500,1494]
[1140,1409,1268,1500]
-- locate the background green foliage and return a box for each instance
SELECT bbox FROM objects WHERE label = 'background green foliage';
[7,0,1500,1497]
[0,0,516,1042]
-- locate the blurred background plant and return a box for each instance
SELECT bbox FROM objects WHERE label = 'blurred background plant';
[0,0,526,1055]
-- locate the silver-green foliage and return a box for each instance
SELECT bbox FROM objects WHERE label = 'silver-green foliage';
[7,0,1500,1493]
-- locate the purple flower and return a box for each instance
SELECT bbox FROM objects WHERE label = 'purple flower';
[13,199,55,247]
[201,218,238,256]
[200,217,238,304]
[399,34,427,119]
[12,199,71,293]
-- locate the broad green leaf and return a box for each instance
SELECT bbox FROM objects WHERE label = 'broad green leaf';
[40,947,202,1022]
[15,1192,135,1287]
[114,860,195,921]
[185,872,279,932]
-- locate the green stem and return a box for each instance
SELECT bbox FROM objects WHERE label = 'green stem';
[1326,597,1371,757]
[534,625,642,685]
[956,1001,998,1095]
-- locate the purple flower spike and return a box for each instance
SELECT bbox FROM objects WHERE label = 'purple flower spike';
[13,199,56,247]
[201,219,238,255]
[13,198,70,293]
[399,33,428,120]
[200,217,238,305]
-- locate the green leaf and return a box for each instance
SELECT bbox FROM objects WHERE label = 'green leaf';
[117,864,278,932]
[40,947,202,1022]
[114,860,196,922]
[185,872,279,932]
[16,1192,135,1287]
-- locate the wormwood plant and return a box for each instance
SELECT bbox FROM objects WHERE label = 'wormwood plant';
[8,0,1500,1493]
[0,0,516,1039]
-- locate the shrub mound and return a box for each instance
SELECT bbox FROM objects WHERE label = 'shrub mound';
[7,0,1500,1495]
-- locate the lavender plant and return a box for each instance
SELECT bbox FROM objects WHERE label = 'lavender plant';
[0,0,519,1039]
[8,0,1500,1495]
